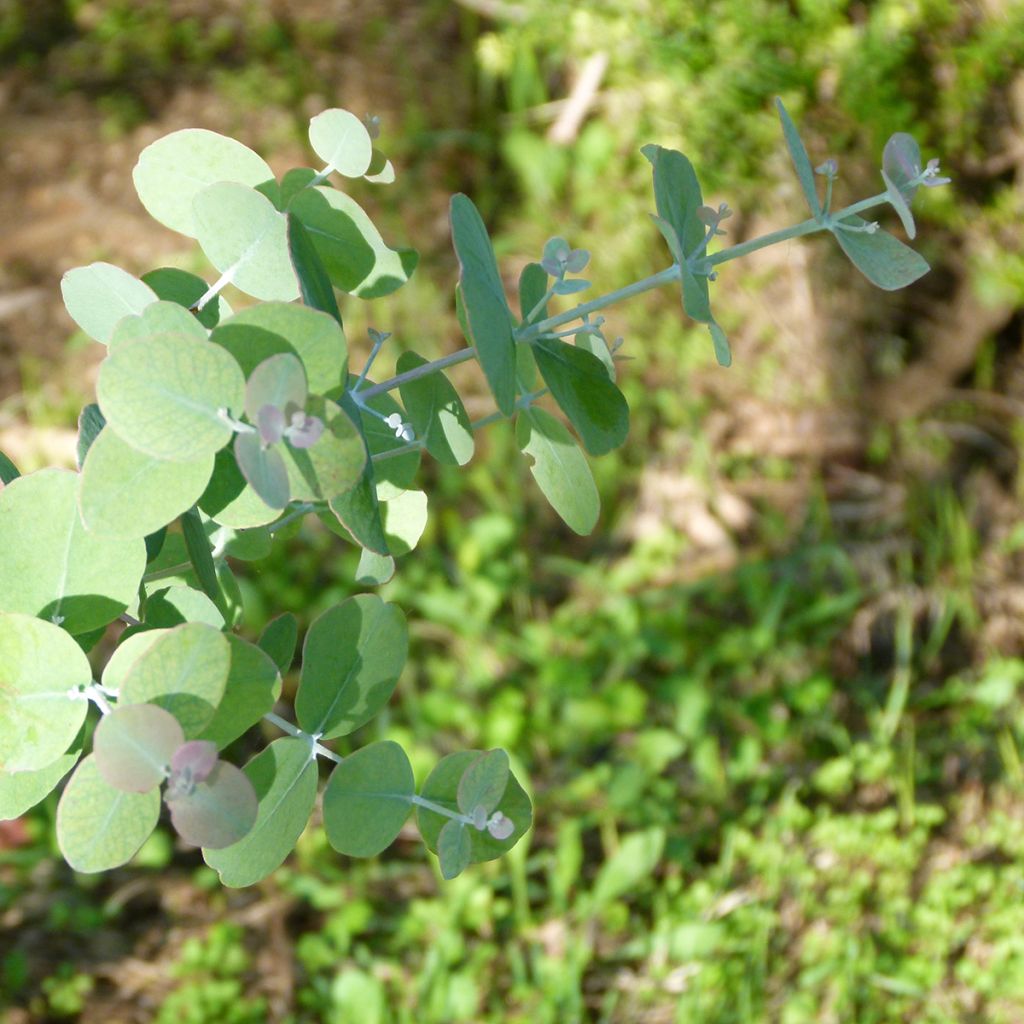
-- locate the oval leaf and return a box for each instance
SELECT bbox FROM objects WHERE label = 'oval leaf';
[93,703,184,793]
[308,108,373,178]
[322,741,414,857]
[168,760,258,849]
[0,748,80,821]
[832,217,930,291]
[60,263,158,346]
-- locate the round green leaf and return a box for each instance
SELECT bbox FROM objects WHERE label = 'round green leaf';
[279,396,365,502]
[109,297,209,352]
[0,613,91,772]
[79,427,214,539]
[212,302,347,395]
[132,128,274,238]
[0,747,80,821]
[193,182,299,302]
[297,596,408,739]
[98,333,245,462]
[516,407,599,536]
[102,629,169,691]
[203,737,319,887]
[322,741,414,857]
[0,469,146,634]
[197,635,283,750]
[417,751,532,864]
[60,262,158,346]
[119,622,231,738]
[397,351,474,466]
[56,755,160,873]
[308,108,373,178]
[93,703,184,793]
[168,760,258,849]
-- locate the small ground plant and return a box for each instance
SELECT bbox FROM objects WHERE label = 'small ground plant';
[0,100,947,883]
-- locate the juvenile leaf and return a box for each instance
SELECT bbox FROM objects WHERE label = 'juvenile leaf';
[120,622,231,738]
[197,635,282,749]
[437,820,472,880]
[457,749,510,817]
[109,298,209,351]
[245,353,308,423]
[296,596,408,739]
[76,403,106,469]
[57,756,160,872]
[0,612,91,772]
[551,278,589,295]
[289,187,418,299]
[322,741,414,857]
[0,469,146,634]
[287,212,343,326]
[308,108,374,178]
[0,747,80,821]
[60,263,158,345]
[397,351,474,466]
[417,751,532,864]
[257,613,298,675]
[774,98,822,219]
[449,194,516,416]
[213,302,348,394]
[234,433,290,510]
[170,741,218,783]
[142,267,226,328]
[199,448,282,530]
[516,407,599,536]
[381,488,428,557]
[93,703,184,793]
[168,761,258,849]
[79,428,214,539]
[193,182,299,302]
[328,464,390,555]
[832,217,930,291]
[97,333,246,462]
[133,128,274,237]
[532,336,629,455]
[102,630,169,691]
[278,397,365,502]
[882,132,922,204]
[881,168,916,239]
[518,261,549,325]
[204,737,319,887]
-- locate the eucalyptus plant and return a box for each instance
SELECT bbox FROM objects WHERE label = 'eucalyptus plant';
[0,100,947,883]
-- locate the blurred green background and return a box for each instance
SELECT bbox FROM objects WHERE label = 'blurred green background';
[3,1,1024,1021]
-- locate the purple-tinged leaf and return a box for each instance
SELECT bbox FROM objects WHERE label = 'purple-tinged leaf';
[167,760,258,849]
[257,405,285,446]
[235,432,290,510]
[93,703,184,793]
[244,353,308,424]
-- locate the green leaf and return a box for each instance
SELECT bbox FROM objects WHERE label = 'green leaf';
[0,450,18,485]
[364,148,395,184]
[831,217,930,291]
[0,469,146,634]
[257,613,298,675]
[0,747,80,821]
[416,751,532,864]
[143,585,225,630]
[109,298,210,352]
[709,321,732,368]
[592,827,666,907]
[212,302,348,394]
[328,464,390,555]
[97,333,246,462]
[355,549,395,586]
[774,98,821,219]
[279,396,365,502]
[168,761,258,849]
[93,703,184,793]
[60,262,158,345]
[322,741,413,857]
[208,523,271,561]
[193,182,299,302]
[397,351,474,466]
[449,194,516,417]
[120,622,231,738]
[79,428,214,539]
[142,267,226,328]
[204,737,319,886]
[437,820,472,880]
[881,168,916,239]
[287,212,343,326]
[381,488,428,557]
[0,613,91,772]
[233,434,290,510]
[532,336,629,455]
[518,261,549,325]
[181,508,227,618]
[882,132,922,204]
[245,353,307,422]
[516,407,599,536]
[199,448,282,529]
[197,635,282,749]
[457,749,510,817]
[641,144,705,257]
[650,214,685,265]
[574,333,615,380]
[57,755,160,872]
[132,127,274,237]
[308,108,373,178]
[289,186,418,299]
[102,629,168,690]
[75,403,106,469]
[296,595,408,739]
